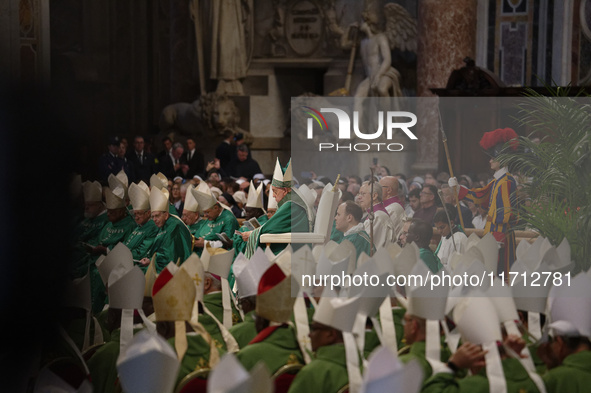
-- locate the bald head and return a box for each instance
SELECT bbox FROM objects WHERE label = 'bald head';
[379,176,399,199]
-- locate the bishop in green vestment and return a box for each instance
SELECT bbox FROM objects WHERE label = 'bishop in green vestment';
[123,211,158,266]
[229,310,257,349]
[541,336,591,393]
[137,187,192,273]
[148,214,192,273]
[422,356,541,393]
[193,203,239,256]
[237,324,304,373]
[125,181,159,265]
[288,343,349,393]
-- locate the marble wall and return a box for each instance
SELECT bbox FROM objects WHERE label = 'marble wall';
[414,0,477,173]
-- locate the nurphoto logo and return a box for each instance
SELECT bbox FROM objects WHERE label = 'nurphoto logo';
[301,105,418,152]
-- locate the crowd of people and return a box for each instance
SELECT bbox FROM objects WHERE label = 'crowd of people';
[32,128,589,393]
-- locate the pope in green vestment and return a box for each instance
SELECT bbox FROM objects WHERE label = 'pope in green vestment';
[236,324,304,374]
[287,343,350,393]
[149,215,192,273]
[244,191,311,258]
[422,357,542,393]
[244,159,312,258]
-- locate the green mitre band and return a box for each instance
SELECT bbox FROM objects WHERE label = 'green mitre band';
[271,179,292,188]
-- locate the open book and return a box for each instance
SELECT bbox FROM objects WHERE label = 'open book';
[216,232,232,244]
[242,217,261,231]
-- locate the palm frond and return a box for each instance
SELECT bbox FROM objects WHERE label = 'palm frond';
[495,88,591,271]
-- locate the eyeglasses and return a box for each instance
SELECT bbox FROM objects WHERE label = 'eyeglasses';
[420,191,432,196]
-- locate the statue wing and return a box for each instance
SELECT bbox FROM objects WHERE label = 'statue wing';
[383,3,417,52]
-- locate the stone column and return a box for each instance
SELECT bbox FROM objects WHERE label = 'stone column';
[413,0,477,173]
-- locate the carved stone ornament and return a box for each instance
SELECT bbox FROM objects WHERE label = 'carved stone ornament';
[285,0,324,57]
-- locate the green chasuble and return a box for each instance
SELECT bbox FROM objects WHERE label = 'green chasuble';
[87,214,137,313]
[87,328,142,393]
[74,212,109,243]
[524,334,546,375]
[341,225,374,259]
[194,209,239,256]
[232,215,268,257]
[420,247,443,273]
[188,219,208,237]
[192,219,212,257]
[203,292,242,326]
[399,338,452,385]
[400,341,436,383]
[422,357,541,393]
[363,307,405,358]
[123,219,159,263]
[288,343,350,393]
[236,325,304,374]
[97,214,137,251]
[149,215,192,273]
[201,209,240,242]
[197,313,227,351]
[63,315,109,351]
[229,310,257,349]
[168,332,226,387]
[72,213,109,266]
[245,191,311,258]
[543,351,591,393]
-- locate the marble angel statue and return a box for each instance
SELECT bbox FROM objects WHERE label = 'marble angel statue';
[343,3,417,99]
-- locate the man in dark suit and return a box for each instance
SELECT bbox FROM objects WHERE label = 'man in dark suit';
[160,142,187,179]
[127,135,156,183]
[98,136,125,183]
[185,136,205,179]
[227,144,262,180]
[157,136,173,161]
[215,129,235,173]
